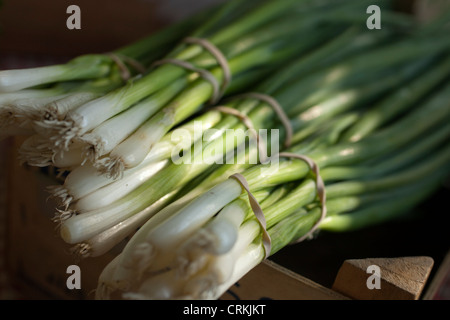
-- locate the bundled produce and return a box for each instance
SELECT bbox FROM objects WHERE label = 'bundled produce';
[60,11,427,255]
[94,62,450,299]
[1,0,449,301]
[93,6,449,299]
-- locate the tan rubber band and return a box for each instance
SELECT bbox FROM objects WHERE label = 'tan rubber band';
[184,37,231,99]
[211,106,267,163]
[229,173,271,259]
[278,152,327,243]
[152,37,230,105]
[106,53,147,81]
[232,92,293,148]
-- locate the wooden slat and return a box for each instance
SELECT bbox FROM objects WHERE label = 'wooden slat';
[422,250,450,300]
[221,260,348,300]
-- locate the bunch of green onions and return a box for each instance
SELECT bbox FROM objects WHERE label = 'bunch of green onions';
[92,11,450,299]
[1,0,449,301]
[2,0,405,234]
[59,15,431,255]
[95,58,450,299]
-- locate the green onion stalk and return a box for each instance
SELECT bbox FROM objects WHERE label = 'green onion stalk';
[60,18,443,261]
[96,73,450,300]
[0,78,119,136]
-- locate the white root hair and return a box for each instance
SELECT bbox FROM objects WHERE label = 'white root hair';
[51,207,76,227]
[33,118,81,152]
[46,185,74,209]
[80,135,106,164]
[94,155,125,180]
[69,243,92,260]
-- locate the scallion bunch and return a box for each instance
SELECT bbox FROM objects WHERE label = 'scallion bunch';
[1,0,449,301]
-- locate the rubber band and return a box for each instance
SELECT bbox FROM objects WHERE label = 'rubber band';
[151,37,230,105]
[117,54,147,75]
[184,37,231,99]
[152,58,221,104]
[211,106,267,163]
[227,152,326,258]
[106,53,147,81]
[278,152,327,243]
[229,173,271,259]
[230,92,293,148]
